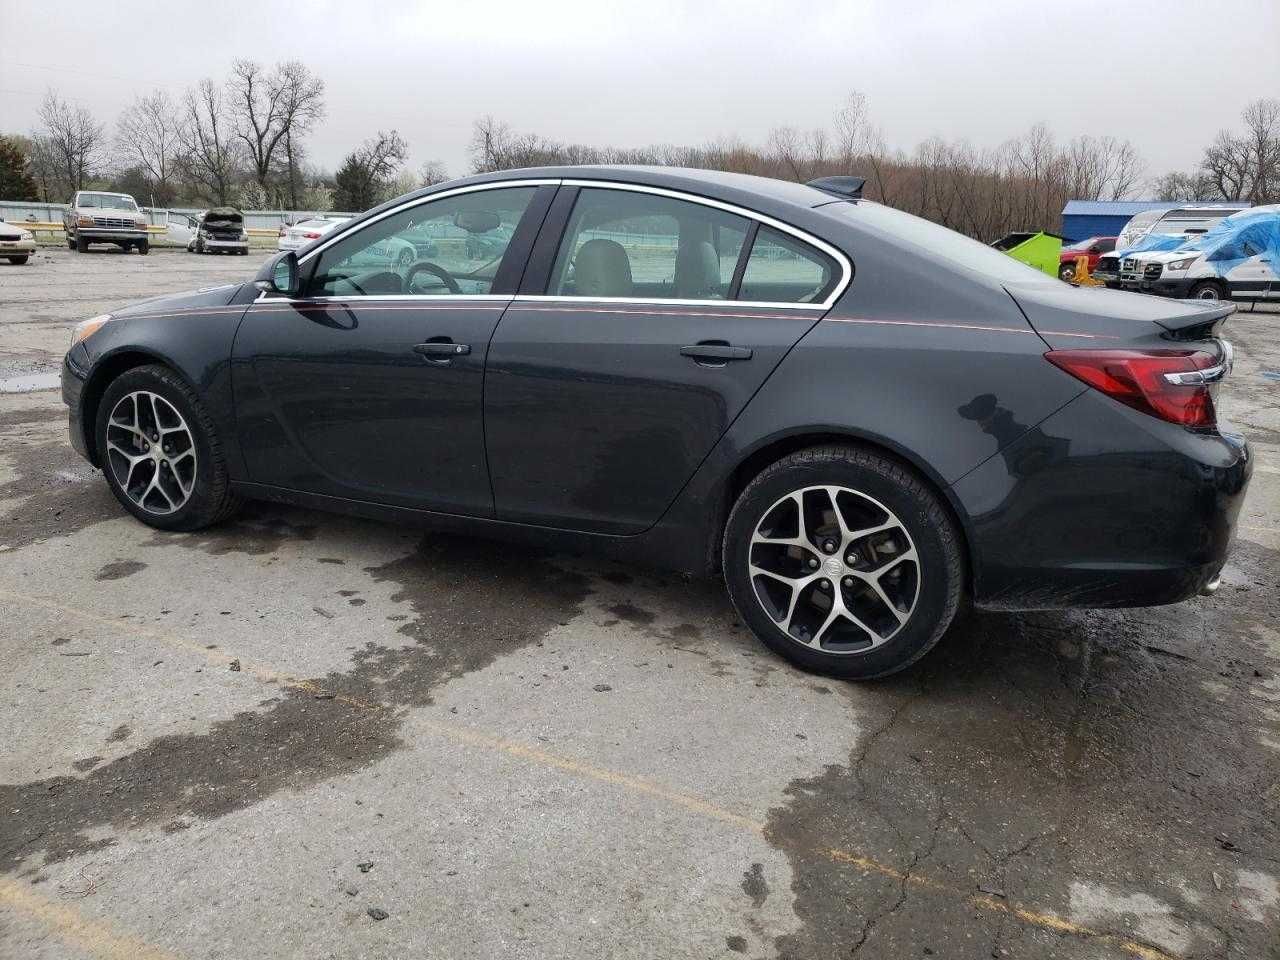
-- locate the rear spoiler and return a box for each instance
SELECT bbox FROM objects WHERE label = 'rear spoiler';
[1004,280,1236,348]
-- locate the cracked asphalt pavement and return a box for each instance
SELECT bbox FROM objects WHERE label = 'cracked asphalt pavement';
[2,248,1278,959]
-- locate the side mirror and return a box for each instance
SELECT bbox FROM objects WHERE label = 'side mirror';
[272,252,300,295]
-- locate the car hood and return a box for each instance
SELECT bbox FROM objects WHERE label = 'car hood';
[111,282,248,320]
[1005,279,1234,347]
[1130,249,1202,265]
[0,222,28,239]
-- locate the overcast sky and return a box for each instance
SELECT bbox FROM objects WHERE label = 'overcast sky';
[2,0,1277,188]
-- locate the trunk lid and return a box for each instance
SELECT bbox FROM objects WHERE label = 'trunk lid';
[1004,280,1234,348]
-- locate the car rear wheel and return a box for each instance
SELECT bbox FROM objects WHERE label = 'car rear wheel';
[96,364,241,531]
[7,255,29,265]
[722,445,963,679]
[137,239,149,255]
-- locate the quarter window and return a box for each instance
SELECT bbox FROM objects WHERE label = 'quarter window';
[738,226,837,304]
[549,188,750,300]
[305,186,537,297]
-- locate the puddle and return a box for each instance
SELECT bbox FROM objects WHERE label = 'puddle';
[0,372,60,393]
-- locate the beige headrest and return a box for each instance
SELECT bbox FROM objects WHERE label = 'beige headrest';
[574,239,633,297]
[675,240,721,298]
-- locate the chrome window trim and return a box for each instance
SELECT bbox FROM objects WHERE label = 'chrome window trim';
[289,175,854,309]
[253,292,514,304]
[512,294,826,311]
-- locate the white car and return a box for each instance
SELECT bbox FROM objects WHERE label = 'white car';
[277,217,349,252]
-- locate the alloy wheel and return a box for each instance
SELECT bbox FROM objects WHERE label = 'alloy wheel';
[105,390,198,515]
[748,485,920,653]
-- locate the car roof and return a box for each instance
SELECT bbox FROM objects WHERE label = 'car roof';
[393,165,841,221]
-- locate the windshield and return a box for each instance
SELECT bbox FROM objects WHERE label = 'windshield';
[78,193,138,210]
[830,201,1054,283]
[1063,237,1099,251]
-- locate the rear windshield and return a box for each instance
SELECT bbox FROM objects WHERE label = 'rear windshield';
[77,193,138,210]
[828,201,1053,283]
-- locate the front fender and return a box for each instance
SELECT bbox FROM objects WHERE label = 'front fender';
[76,284,255,477]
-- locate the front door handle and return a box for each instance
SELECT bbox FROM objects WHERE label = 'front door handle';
[680,342,753,364]
[414,340,470,362]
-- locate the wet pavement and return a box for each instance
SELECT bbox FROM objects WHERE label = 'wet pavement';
[1,249,1277,959]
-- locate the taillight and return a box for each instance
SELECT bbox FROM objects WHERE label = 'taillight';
[1045,348,1224,428]
[303,231,321,239]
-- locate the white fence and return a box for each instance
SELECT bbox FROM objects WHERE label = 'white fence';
[0,200,356,231]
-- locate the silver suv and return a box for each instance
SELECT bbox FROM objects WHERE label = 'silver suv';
[63,191,150,254]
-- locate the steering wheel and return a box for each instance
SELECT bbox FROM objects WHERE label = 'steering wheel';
[406,261,460,294]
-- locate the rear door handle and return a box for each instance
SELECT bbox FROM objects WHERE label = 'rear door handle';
[680,343,753,364]
[414,340,470,362]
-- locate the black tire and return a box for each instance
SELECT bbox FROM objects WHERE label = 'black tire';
[7,255,29,265]
[76,235,89,253]
[1189,280,1226,302]
[95,364,241,531]
[67,236,75,250]
[137,239,149,255]
[1058,263,1077,281]
[722,444,963,679]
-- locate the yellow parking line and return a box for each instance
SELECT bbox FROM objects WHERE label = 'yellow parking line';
[1,590,1177,960]
[0,878,180,960]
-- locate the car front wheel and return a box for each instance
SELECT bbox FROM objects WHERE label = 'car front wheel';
[722,445,963,679]
[95,364,241,531]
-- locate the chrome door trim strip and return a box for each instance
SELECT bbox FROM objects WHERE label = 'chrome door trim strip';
[511,294,825,311]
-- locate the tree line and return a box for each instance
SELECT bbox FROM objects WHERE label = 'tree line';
[2,79,1276,239]
[469,93,1278,239]
[0,60,441,214]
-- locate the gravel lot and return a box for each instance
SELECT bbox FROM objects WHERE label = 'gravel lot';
[1,247,1278,960]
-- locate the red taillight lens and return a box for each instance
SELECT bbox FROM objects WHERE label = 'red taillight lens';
[303,231,321,239]
[1044,349,1219,428]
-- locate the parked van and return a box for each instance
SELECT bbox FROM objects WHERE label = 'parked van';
[1107,205,1279,301]
[1095,204,1250,285]
[1115,204,1248,250]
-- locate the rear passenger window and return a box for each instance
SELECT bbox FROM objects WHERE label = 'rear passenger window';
[549,188,750,300]
[738,226,836,304]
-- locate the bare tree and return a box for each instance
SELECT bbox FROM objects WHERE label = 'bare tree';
[1240,97,1280,202]
[36,90,105,197]
[419,160,448,186]
[116,90,181,206]
[333,130,408,211]
[1153,170,1215,202]
[177,79,240,205]
[228,60,325,203]
[1201,128,1253,200]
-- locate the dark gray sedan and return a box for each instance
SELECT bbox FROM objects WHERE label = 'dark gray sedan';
[60,167,1251,678]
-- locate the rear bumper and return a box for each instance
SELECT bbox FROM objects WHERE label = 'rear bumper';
[952,390,1251,610]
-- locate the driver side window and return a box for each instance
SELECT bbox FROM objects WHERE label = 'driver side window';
[305,186,537,298]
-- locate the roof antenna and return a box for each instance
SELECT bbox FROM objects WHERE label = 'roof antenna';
[806,176,865,200]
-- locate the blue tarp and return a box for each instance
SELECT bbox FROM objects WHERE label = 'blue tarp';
[1116,207,1280,269]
